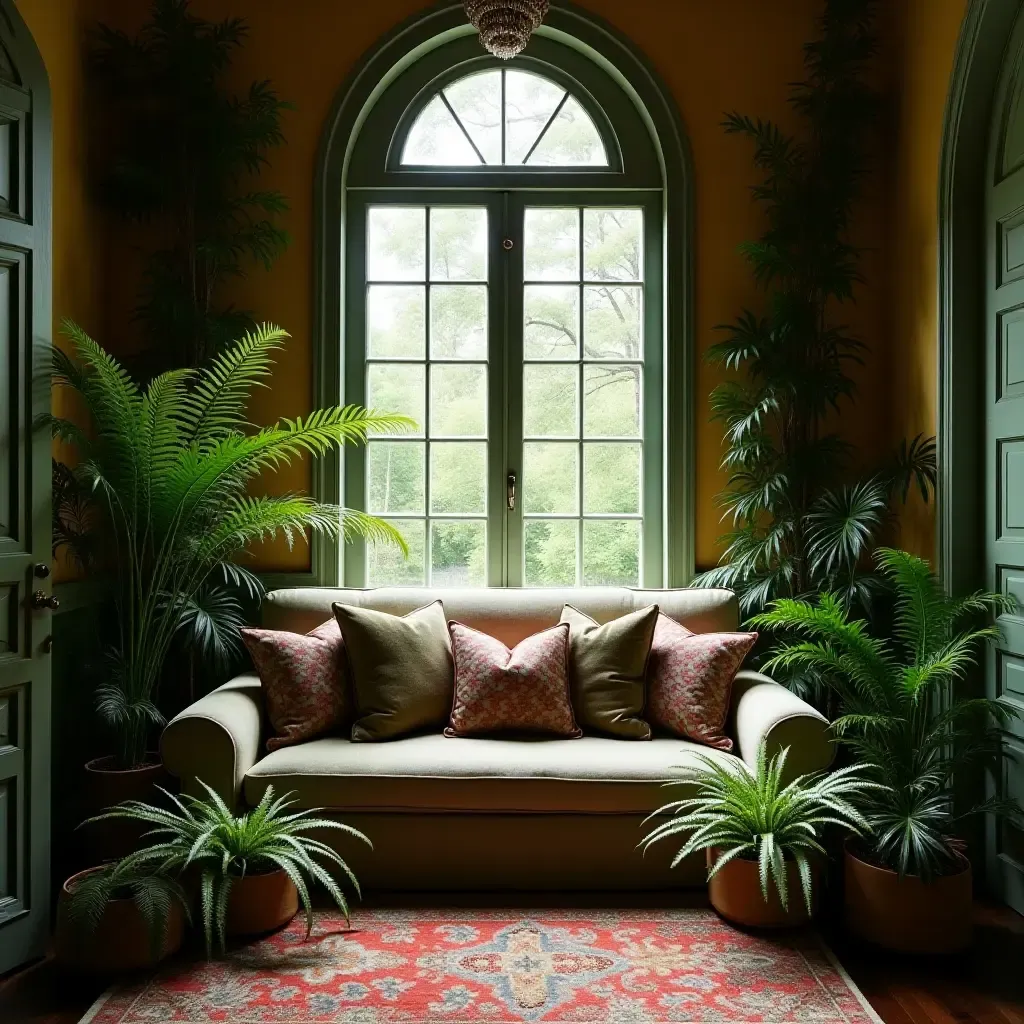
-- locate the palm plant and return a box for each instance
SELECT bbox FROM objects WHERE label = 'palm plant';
[88,783,370,955]
[642,741,876,913]
[66,859,191,960]
[694,0,936,617]
[752,548,1019,879]
[52,319,411,768]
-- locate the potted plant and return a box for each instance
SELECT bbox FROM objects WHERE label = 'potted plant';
[753,547,1019,953]
[87,782,371,955]
[56,859,190,973]
[51,321,410,818]
[642,741,875,928]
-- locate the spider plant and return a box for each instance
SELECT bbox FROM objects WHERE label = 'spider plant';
[752,547,1019,879]
[87,782,371,955]
[52,319,412,769]
[66,858,190,961]
[641,741,877,913]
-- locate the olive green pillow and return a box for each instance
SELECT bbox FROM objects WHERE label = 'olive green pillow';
[332,600,453,742]
[559,604,659,740]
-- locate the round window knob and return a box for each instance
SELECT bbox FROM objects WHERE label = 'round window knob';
[502,238,514,251]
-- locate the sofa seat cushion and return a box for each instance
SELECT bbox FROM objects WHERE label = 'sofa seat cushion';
[243,733,735,814]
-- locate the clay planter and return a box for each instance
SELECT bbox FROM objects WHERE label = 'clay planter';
[82,755,169,862]
[707,848,815,929]
[844,844,972,953]
[55,868,185,973]
[225,868,299,938]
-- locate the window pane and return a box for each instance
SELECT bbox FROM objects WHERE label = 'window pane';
[523,442,578,514]
[584,209,643,282]
[584,285,643,360]
[368,207,425,280]
[367,442,425,514]
[527,96,607,167]
[583,365,640,437]
[524,208,579,281]
[583,520,639,586]
[368,518,425,586]
[525,519,578,586]
[367,363,425,435]
[524,364,577,437]
[431,208,488,281]
[583,443,640,514]
[430,364,487,437]
[443,72,502,165]
[431,520,486,586]
[524,285,579,359]
[430,284,488,359]
[430,442,486,514]
[402,95,482,166]
[367,285,425,358]
[505,70,566,164]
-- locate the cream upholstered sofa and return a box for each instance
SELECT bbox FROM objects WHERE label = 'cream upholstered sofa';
[162,586,833,891]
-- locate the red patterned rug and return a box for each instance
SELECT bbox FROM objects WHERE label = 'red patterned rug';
[80,908,882,1024]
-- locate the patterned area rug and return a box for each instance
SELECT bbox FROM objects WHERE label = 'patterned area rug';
[81,908,882,1024]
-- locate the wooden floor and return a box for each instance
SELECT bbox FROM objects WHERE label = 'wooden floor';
[2,898,1023,1024]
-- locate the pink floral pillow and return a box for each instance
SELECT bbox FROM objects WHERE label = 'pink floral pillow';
[445,621,581,738]
[241,619,349,752]
[646,614,757,751]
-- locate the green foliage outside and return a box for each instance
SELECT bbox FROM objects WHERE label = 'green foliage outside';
[754,549,1020,879]
[695,0,935,618]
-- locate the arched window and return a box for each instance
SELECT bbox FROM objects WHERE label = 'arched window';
[316,10,693,589]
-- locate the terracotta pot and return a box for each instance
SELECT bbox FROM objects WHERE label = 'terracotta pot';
[844,844,972,953]
[55,868,184,973]
[225,868,299,937]
[707,848,815,929]
[82,755,169,862]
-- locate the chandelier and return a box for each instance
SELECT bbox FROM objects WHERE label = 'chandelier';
[463,0,550,60]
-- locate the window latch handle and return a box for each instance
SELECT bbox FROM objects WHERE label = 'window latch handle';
[507,471,516,511]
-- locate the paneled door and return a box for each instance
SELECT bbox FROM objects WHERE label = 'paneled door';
[0,1,53,975]
[986,0,1024,915]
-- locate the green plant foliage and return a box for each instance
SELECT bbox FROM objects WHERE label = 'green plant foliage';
[90,0,290,368]
[695,0,936,616]
[52,320,413,768]
[87,783,371,956]
[642,741,876,913]
[752,548,1020,879]
[66,860,191,961]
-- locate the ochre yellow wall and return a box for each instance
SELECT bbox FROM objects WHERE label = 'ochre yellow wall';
[93,0,899,574]
[19,0,107,582]
[884,0,969,560]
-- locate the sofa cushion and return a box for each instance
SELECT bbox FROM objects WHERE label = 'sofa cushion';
[332,599,453,742]
[446,621,579,738]
[560,604,658,740]
[243,733,735,814]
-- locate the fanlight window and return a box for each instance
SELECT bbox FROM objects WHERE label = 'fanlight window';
[401,69,608,167]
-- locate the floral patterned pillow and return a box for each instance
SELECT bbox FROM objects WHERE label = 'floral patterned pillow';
[445,621,581,738]
[646,614,756,751]
[241,619,349,752]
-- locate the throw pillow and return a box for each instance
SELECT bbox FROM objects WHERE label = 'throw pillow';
[445,621,580,738]
[647,613,757,751]
[559,604,659,739]
[240,619,348,752]
[332,599,453,742]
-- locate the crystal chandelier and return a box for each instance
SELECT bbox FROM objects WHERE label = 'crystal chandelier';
[463,0,550,60]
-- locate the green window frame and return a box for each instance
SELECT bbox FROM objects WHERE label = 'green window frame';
[306,9,694,591]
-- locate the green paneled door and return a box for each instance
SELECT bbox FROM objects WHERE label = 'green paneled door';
[986,0,1024,916]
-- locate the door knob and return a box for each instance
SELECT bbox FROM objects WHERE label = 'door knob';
[31,590,59,611]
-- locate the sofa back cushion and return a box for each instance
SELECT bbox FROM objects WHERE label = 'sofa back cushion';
[264,587,738,646]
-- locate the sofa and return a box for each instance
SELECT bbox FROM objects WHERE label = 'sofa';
[161,586,833,890]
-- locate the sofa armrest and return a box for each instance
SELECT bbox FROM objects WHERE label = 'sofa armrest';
[729,670,834,780]
[160,674,264,807]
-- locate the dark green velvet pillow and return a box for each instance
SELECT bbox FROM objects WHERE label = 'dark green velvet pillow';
[559,604,659,740]
[332,600,453,742]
